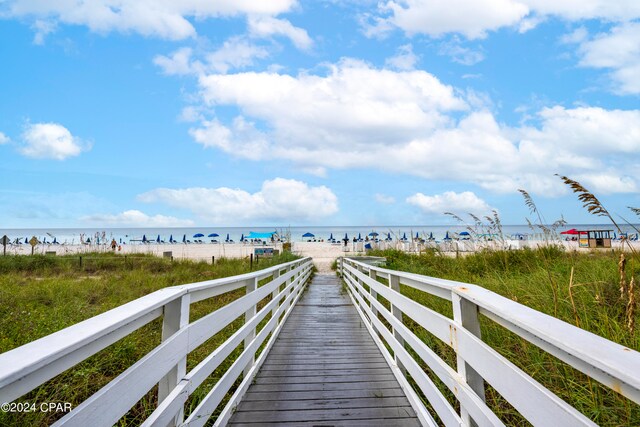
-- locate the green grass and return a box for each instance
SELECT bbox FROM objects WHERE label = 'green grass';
[365,248,639,426]
[0,251,300,426]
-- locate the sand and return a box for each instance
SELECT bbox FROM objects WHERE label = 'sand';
[6,239,639,274]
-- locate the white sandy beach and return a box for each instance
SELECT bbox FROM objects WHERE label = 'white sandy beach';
[6,239,640,273]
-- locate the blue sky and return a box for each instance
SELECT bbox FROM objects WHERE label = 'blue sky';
[0,0,639,228]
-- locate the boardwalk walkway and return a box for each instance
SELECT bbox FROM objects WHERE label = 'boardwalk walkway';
[228,273,420,426]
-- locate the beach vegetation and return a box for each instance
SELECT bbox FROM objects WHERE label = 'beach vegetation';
[0,251,299,426]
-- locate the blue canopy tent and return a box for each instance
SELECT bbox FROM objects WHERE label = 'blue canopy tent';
[245,232,275,240]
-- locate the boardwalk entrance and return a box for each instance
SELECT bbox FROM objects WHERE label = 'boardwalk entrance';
[228,273,420,426]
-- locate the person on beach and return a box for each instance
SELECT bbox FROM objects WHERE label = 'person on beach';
[111,239,117,251]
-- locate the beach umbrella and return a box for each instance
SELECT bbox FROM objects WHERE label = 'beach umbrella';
[142,235,147,243]
[157,235,161,243]
[53,237,57,244]
[368,232,379,237]
[240,234,245,242]
[357,232,362,241]
[401,233,407,241]
[459,231,470,236]
[193,233,204,238]
[329,233,333,240]
[386,233,392,241]
[302,232,315,238]
[208,233,219,238]
[168,235,173,243]
[86,237,91,244]
[226,233,230,241]
[444,231,451,241]
[25,237,28,244]
[415,232,419,239]
[182,234,186,243]
[344,233,349,241]
[429,232,434,240]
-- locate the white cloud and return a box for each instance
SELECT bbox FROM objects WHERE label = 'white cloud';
[154,47,197,75]
[377,0,529,39]
[407,191,492,215]
[187,59,640,196]
[4,0,298,41]
[138,178,338,223]
[82,210,194,227]
[385,44,418,70]
[375,193,396,204]
[154,37,270,76]
[247,16,313,50]
[0,132,10,145]
[438,37,485,65]
[20,123,89,160]
[368,0,640,40]
[572,22,640,95]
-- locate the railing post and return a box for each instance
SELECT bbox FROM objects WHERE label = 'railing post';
[389,274,405,373]
[369,268,378,319]
[452,293,486,426]
[271,268,281,320]
[244,277,258,377]
[158,294,190,425]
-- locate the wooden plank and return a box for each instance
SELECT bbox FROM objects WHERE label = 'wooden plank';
[237,396,412,411]
[230,419,420,427]
[242,388,406,402]
[230,406,418,423]
[228,273,419,426]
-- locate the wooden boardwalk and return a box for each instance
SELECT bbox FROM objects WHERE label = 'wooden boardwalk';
[228,273,420,426]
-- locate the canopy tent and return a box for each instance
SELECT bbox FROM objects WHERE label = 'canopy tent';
[560,228,580,235]
[302,232,315,238]
[246,231,276,239]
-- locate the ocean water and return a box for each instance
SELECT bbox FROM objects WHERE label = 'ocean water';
[1,224,637,245]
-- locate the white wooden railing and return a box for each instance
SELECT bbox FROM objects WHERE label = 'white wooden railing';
[339,257,640,427]
[0,257,313,426]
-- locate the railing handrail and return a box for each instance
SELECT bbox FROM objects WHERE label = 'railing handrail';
[340,256,640,427]
[0,257,312,415]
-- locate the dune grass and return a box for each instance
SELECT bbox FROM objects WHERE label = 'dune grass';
[366,247,639,426]
[0,251,299,426]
